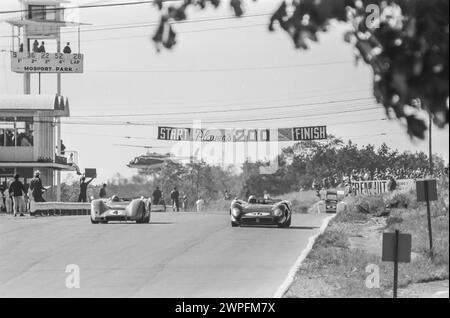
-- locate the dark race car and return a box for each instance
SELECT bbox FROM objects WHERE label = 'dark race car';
[325,190,338,213]
[90,196,151,224]
[230,196,292,228]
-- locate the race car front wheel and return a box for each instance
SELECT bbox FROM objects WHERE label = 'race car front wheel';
[90,218,99,224]
[231,221,240,227]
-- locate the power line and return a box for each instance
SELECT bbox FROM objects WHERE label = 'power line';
[86,60,353,74]
[0,13,271,37]
[77,22,267,43]
[0,0,173,15]
[48,108,384,126]
[70,97,374,118]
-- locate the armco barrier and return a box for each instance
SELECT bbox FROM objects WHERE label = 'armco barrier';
[30,201,91,216]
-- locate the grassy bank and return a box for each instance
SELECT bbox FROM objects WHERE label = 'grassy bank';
[285,178,449,298]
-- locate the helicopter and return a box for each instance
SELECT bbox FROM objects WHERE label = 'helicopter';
[115,144,200,169]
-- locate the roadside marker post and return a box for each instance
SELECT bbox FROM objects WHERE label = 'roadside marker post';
[416,179,438,253]
[382,230,412,298]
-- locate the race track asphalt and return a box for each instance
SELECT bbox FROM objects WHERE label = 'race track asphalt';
[0,211,329,298]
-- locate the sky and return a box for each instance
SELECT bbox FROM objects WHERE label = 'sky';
[0,0,448,183]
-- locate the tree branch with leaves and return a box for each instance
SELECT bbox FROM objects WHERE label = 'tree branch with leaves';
[151,0,448,139]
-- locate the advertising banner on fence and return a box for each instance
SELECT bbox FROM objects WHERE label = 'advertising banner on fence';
[352,179,416,195]
[158,126,326,142]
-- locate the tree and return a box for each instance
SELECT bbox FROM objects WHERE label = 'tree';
[151,0,449,139]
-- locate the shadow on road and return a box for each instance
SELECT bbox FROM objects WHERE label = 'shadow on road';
[103,222,175,225]
[237,225,319,230]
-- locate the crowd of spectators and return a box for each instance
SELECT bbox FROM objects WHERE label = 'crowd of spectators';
[313,166,449,191]
[0,130,33,147]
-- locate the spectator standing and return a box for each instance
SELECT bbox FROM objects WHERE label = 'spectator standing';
[32,40,39,53]
[152,186,162,205]
[4,188,12,213]
[182,194,188,211]
[78,176,94,203]
[0,188,4,212]
[9,174,25,217]
[99,183,107,199]
[196,197,205,212]
[30,171,46,202]
[387,175,397,192]
[60,140,66,156]
[63,42,72,54]
[38,41,45,53]
[170,187,180,212]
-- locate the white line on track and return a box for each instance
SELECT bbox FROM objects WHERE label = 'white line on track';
[273,213,338,298]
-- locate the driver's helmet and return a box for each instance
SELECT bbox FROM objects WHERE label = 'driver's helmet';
[248,195,257,204]
[111,195,120,202]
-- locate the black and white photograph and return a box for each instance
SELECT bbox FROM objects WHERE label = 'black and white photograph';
[0,0,448,305]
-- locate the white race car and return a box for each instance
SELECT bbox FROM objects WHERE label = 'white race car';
[90,196,151,224]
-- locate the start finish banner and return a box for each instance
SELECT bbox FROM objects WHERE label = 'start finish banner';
[157,126,327,142]
[157,127,271,142]
[352,179,416,195]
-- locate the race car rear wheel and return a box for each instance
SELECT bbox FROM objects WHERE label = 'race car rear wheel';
[278,217,291,228]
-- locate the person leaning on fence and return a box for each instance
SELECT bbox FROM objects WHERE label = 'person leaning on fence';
[9,174,26,217]
[387,175,397,192]
[30,171,46,202]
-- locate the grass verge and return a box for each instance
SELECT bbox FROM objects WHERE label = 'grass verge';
[285,178,449,298]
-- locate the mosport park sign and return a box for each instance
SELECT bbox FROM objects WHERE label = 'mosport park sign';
[157,126,327,142]
[11,52,84,73]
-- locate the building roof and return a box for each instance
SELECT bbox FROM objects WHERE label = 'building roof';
[6,19,88,27]
[0,94,69,114]
[19,0,70,5]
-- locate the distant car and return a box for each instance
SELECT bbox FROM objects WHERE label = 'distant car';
[90,196,150,224]
[230,196,292,228]
[325,190,338,213]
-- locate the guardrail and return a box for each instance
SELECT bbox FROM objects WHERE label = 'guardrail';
[30,201,91,216]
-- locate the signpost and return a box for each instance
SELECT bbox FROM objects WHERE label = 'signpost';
[416,179,438,253]
[11,52,84,73]
[278,126,327,141]
[84,168,97,179]
[382,230,412,298]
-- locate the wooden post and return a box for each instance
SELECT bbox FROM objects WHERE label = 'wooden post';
[425,182,433,253]
[393,229,399,298]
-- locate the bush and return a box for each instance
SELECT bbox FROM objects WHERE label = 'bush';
[385,191,418,210]
[347,195,386,216]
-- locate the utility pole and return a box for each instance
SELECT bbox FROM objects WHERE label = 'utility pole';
[428,111,433,177]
